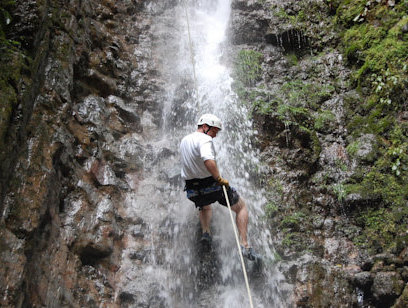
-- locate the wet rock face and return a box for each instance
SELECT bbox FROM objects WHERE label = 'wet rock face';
[0,227,26,306]
[229,0,407,307]
[265,28,310,53]
[0,0,162,306]
[229,0,268,44]
[371,271,405,306]
[9,0,41,50]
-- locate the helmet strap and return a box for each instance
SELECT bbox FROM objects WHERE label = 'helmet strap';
[204,125,212,134]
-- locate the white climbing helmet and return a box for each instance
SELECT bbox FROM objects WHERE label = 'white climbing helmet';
[197,113,222,130]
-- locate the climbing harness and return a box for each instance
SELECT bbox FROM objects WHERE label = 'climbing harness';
[222,185,254,308]
[182,2,254,305]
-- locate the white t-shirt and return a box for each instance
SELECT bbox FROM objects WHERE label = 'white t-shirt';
[180,131,215,180]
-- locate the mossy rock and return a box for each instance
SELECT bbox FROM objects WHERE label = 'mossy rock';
[233,49,263,87]
[353,204,408,253]
[0,51,26,155]
[346,133,379,163]
[393,284,408,308]
[314,109,336,133]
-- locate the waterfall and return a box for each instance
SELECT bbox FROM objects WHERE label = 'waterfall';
[117,1,288,306]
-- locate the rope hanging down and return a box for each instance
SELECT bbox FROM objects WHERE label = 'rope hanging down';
[182,2,255,306]
[223,185,254,308]
[183,1,199,101]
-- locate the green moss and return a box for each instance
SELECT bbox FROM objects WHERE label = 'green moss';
[335,0,368,26]
[331,183,347,202]
[342,126,408,207]
[357,37,407,79]
[0,1,17,52]
[354,205,408,253]
[280,211,307,230]
[234,49,263,87]
[281,232,297,248]
[334,0,408,222]
[314,110,336,132]
[280,230,311,252]
[339,1,408,88]
[265,201,279,218]
[0,52,25,151]
[346,140,360,156]
[251,80,334,132]
[264,177,285,219]
[302,126,322,160]
[274,8,290,21]
[276,103,310,127]
[343,23,386,65]
[286,53,299,66]
[280,80,335,110]
[363,126,408,203]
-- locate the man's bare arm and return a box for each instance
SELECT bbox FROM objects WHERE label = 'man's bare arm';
[204,159,220,179]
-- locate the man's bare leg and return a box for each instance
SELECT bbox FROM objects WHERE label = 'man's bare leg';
[199,205,212,234]
[231,197,249,248]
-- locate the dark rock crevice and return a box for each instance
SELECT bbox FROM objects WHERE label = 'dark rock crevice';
[265,28,310,53]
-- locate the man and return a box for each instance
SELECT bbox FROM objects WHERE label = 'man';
[180,113,258,260]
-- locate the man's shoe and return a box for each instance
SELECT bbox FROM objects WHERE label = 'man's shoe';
[241,246,260,261]
[200,232,212,244]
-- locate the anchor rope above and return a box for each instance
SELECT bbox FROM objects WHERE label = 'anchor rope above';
[183,0,200,105]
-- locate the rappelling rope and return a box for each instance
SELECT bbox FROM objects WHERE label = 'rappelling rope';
[182,1,254,305]
[183,0,200,103]
[222,185,254,308]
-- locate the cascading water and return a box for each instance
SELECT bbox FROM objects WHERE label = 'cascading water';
[117,1,289,306]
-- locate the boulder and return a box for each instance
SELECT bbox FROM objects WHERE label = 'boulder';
[371,271,404,306]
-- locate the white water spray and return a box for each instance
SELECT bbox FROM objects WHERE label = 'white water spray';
[117,1,289,307]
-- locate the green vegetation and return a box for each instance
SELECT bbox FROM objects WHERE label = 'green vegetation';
[354,205,408,253]
[234,49,263,87]
[280,211,307,229]
[245,0,408,259]
[286,53,299,66]
[335,0,408,208]
[356,129,408,206]
[249,80,334,114]
[333,0,408,253]
[265,201,279,217]
[280,80,335,110]
[314,110,335,132]
[279,210,312,252]
[274,8,306,25]
[244,80,334,146]
[0,0,17,52]
[0,0,22,152]
[337,0,408,106]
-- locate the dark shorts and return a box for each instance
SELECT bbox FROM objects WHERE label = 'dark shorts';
[184,176,240,209]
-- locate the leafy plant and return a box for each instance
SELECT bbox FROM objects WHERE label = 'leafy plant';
[280,211,307,229]
[234,49,263,87]
[0,0,16,51]
[354,204,408,253]
[314,110,336,131]
[265,201,279,218]
[332,183,346,202]
[335,0,408,212]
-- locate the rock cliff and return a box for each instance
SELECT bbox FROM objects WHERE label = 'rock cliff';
[1,0,162,306]
[229,0,408,306]
[1,0,407,307]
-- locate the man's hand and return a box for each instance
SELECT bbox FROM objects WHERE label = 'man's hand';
[216,176,229,187]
